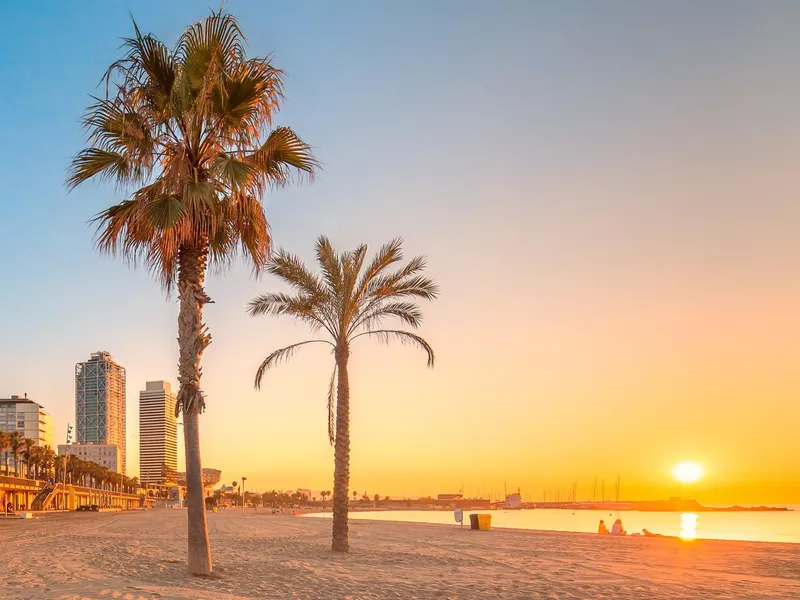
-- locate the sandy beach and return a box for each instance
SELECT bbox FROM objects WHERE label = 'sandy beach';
[0,509,797,599]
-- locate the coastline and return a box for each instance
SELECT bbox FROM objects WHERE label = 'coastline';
[303,506,800,545]
[2,509,798,599]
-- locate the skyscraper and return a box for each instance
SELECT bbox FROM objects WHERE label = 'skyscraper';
[139,380,178,484]
[75,351,127,474]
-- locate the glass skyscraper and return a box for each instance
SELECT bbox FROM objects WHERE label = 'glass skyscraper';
[75,351,127,474]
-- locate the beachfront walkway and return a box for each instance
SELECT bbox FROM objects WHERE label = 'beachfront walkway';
[0,510,797,599]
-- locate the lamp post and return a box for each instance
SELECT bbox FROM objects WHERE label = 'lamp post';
[62,424,73,511]
[241,476,247,515]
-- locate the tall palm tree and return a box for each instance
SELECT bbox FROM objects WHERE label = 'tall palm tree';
[249,236,438,552]
[67,10,315,575]
[8,432,23,478]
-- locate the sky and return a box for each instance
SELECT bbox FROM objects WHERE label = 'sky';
[1,0,800,504]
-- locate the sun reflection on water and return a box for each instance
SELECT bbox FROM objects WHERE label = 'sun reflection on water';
[680,513,698,540]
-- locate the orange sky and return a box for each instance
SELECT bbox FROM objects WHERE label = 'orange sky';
[2,3,800,505]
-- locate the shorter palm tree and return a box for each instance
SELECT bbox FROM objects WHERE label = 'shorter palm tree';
[249,236,438,552]
[21,438,35,479]
[0,431,8,476]
[9,431,23,478]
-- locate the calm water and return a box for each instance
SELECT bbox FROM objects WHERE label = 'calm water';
[308,505,800,544]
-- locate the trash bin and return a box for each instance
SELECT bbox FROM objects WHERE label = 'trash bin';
[469,513,480,530]
[477,514,492,531]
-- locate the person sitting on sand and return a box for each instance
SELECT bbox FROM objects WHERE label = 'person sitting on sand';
[610,519,626,536]
[598,520,609,535]
[643,529,673,538]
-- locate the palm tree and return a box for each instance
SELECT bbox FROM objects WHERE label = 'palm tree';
[41,446,55,481]
[0,431,8,476]
[26,445,41,480]
[249,236,438,552]
[21,439,35,479]
[9,431,23,478]
[67,10,316,575]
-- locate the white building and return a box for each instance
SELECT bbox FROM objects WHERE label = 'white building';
[139,381,178,485]
[0,395,54,475]
[58,443,121,473]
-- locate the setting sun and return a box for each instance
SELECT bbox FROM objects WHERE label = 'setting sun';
[673,461,705,484]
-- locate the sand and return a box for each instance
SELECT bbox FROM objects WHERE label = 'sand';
[0,509,797,599]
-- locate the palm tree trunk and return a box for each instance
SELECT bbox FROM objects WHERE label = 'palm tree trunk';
[177,244,213,575]
[331,344,351,552]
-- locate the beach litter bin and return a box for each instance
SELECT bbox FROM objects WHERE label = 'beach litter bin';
[477,514,492,531]
[469,513,480,530]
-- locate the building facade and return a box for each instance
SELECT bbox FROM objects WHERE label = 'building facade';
[58,443,121,473]
[0,395,54,475]
[138,380,178,484]
[75,351,127,474]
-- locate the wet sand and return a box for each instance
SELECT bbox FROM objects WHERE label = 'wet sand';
[0,508,797,599]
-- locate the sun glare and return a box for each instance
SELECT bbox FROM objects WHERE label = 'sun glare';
[672,461,704,484]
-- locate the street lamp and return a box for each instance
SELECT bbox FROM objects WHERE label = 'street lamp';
[62,424,73,511]
[241,476,247,515]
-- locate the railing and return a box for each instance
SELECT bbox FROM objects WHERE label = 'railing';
[31,483,59,510]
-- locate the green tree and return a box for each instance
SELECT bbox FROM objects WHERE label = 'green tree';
[21,439,36,479]
[249,237,438,552]
[41,446,55,480]
[0,431,8,476]
[9,431,24,478]
[67,10,315,574]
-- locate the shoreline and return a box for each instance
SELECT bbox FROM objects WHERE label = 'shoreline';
[299,510,800,546]
[1,509,797,599]
[306,513,800,547]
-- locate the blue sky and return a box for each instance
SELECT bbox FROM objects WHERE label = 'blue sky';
[2,1,800,501]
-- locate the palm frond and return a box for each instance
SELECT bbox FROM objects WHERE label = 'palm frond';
[212,152,255,190]
[118,17,176,104]
[246,127,317,188]
[268,249,324,296]
[254,339,333,389]
[146,194,185,229]
[228,192,270,274]
[248,292,333,336]
[351,329,435,367]
[82,97,156,160]
[315,236,344,297]
[352,301,424,333]
[67,148,136,190]
[354,238,403,302]
[213,57,283,138]
[342,244,367,302]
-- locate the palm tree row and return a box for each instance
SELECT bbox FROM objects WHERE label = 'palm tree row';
[0,433,46,478]
[0,436,138,494]
[68,8,437,574]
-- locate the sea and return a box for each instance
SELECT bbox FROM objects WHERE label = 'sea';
[307,505,800,544]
